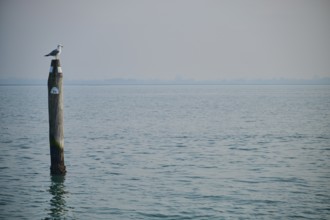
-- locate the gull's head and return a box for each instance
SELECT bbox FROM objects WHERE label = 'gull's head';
[57,44,63,49]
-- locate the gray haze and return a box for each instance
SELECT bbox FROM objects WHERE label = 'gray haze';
[0,0,329,81]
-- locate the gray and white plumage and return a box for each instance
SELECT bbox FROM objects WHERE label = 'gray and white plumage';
[45,44,63,58]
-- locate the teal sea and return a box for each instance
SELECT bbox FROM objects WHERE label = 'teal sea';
[0,85,330,219]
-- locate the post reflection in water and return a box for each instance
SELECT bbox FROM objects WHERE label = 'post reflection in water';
[46,175,68,219]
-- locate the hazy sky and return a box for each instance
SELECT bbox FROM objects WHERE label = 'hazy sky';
[0,0,329,81]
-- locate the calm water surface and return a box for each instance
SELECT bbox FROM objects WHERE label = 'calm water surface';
[0,85,329,219]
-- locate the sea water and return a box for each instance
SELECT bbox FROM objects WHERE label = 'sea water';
[0,85,329,219]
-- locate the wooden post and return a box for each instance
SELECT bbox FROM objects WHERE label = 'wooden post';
[48,59,66,175]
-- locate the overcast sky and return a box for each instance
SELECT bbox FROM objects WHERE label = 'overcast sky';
[0,0,329,81]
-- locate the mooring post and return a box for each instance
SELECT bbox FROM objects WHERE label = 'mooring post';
[48,59,66,175]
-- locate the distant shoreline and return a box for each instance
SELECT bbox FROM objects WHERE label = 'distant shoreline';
[1,78,330,86]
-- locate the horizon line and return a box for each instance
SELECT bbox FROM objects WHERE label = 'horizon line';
[1,77,330,86]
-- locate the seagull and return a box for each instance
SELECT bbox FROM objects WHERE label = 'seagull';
[45,44,63,59]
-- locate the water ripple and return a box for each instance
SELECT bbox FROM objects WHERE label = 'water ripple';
[1,85,330,219]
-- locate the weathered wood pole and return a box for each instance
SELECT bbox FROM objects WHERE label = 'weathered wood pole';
[48,59,66,175]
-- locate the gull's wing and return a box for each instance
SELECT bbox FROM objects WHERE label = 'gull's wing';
[45,49,59,56]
